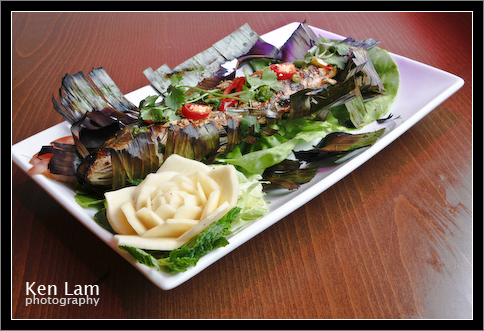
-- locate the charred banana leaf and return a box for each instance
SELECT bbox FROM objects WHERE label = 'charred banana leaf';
[168,122,220,162]
[263,128,386,190]
[53,67,138,124]
[88,68,138,113]
[38,142,80,178]
[50,67,144,188]
[223,118,243,153]
[288,77,357,120]
[53,67,139,159]
[71,108,139,159]
[79,120,224,190]
[263,159,318,190]
[78,124,164,190]
[144,23,260,95]
[225,106,280,119]
[109,130,162,189]
[287,46,387,127]
[278,21,318,62]
[294,128,386,164]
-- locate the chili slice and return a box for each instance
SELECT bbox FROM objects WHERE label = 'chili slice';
[182,103,212,120]
[219,77,245,111]
[270,63,296,80]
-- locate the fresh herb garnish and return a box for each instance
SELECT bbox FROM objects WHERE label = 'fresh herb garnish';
[255,85,274,102]
[164,75,186,111]
[295,37,350,70]
[139,95,180,123]
[242,67,283,101]
[140,67,285,124]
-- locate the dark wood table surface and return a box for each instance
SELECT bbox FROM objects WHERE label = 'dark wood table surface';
[11,11,475,321]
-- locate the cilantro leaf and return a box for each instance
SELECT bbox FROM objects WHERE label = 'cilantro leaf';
[139,94,180,123]
[139,105,179,123]
[170,74,183,86]
[237,67,283,103]
[323,55,347,70]
[318,37,350,56]
[164,74,186,111]
[139,95,160,108]
[164,85,186,111]
[245,67,283,91]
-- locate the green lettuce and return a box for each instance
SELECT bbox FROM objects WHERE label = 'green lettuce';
[156,207,242,272]
[221,113,350,175]
[234,171,268,221]
[119,208,240,273]
[363,47,400,121]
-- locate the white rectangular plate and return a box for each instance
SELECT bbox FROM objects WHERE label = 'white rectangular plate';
[12,22,464,290]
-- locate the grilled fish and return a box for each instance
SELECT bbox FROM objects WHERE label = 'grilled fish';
[230,63,337,114]
[29,20,394,194]
[79,62,338,187]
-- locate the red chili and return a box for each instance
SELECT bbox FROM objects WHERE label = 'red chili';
[223,77,246,95]
[270,63,297,80]
[219,77,246,111]
[181,103,212,120]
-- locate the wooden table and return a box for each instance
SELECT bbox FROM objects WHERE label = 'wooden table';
[12,11,474,320]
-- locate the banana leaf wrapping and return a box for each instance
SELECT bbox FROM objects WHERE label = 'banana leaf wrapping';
[36,68,140,183]
[109,130,162,190]
[53,68,138,124]
[143,23,260,95]
[263,128,386,190]
[170,122,220,162]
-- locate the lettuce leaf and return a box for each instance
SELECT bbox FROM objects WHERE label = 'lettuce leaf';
[119,208,241,273]
[221,113,350,175]
[120,246,160,268]
[157,207,241,272]
[363,47,400,121]
[74,183,116,234]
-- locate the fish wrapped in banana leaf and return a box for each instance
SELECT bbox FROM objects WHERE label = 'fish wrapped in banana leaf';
[31,22,400,192]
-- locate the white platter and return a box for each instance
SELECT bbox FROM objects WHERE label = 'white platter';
[11,22,464,290]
